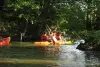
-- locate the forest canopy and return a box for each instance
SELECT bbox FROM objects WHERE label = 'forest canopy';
[0,0,100,43]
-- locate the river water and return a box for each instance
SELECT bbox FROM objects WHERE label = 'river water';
[0,42,100,67]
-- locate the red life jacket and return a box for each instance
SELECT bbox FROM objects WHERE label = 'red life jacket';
[41,35,48,41]
[55,35,60,40]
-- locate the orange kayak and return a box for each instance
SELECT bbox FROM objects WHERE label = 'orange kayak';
[34,41,72,46]
[0,37,11,46]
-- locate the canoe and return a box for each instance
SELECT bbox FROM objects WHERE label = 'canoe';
[0,37,11,46]
[34,41,73,46]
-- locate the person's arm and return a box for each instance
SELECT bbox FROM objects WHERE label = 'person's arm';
[52,36,57,42]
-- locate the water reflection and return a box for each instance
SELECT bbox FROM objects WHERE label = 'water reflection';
[44,45,100,67]
[85,51,100,67]
[57,45,86,67]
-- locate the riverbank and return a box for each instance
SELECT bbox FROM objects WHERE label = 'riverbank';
[77,43,100,51]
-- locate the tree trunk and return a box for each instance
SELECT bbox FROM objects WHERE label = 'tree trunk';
[19,20,28,41]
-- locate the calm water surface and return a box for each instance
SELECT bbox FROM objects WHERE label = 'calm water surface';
[0,42,100,67]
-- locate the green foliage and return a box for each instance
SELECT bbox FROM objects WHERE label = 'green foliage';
[1,0,100,43]
[77,30,100,47]
[5,0,40,24]
[55,0,87,31]
[4,0,100,31]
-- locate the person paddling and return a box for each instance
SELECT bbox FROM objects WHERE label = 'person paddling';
[40,32,48,42]
[51,31,62,52]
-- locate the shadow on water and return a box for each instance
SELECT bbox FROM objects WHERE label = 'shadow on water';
[0,42,100,67]
[0,63,55,67]
[0,63,44,67]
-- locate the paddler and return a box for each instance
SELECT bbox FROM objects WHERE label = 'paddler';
[40,32,48,42]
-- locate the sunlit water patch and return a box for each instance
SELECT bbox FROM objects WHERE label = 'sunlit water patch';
[56,45,86,67]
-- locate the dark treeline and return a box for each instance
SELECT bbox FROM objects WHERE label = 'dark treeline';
[0,0,100,50]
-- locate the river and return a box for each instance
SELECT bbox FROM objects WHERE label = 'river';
[0,42,100,67]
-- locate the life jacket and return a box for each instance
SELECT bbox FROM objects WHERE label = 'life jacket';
[41,35,48,42]
[55,34,60,40]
